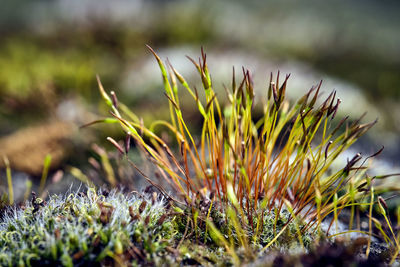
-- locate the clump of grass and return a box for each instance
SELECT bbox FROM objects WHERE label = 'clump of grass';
[91,46,399,263]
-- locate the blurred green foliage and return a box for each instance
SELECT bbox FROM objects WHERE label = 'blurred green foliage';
[0,40,98,98]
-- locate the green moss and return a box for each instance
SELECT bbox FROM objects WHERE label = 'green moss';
[0,188,174,266]
[2,47,397,265]
[0,187,322,266]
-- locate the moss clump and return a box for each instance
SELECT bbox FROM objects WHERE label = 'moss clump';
[2,48,399,266]
[75,47,400,265]
[0,188,174,266]
[0,188,321,266]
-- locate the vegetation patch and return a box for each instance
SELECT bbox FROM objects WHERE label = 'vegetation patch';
[1,48,400,266]
[0,188,174,266]
[0,187,321,266]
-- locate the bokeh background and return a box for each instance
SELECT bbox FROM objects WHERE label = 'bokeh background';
[1,0,400,200]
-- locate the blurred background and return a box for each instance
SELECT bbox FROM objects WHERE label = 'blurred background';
[1,0,400,201]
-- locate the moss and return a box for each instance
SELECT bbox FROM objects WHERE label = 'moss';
[0,188,174,266]
[2,48,398,265]
[0,187,322,266]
